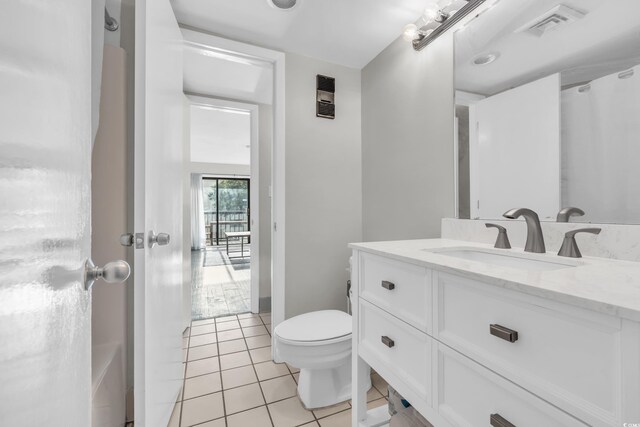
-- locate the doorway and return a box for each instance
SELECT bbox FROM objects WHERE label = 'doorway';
[192,176,253,318]
[186,97,261,320]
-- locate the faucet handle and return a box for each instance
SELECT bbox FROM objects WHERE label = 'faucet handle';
[485,223,511,249]
[557,207,585,222]
[558,228,601,258]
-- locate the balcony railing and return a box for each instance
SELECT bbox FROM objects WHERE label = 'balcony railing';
[204,210,249,246]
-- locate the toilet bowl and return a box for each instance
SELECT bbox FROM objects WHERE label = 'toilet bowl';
[274,309,370,409]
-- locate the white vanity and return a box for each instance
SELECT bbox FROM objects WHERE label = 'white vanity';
[350,239,640,427]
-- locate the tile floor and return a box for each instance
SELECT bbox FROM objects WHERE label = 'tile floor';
[169,312,389,427]
[191,248,251,319]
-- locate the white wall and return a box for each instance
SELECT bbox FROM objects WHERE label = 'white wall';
[361,35,455,241]
[258,104,272,305]
[285,53,362,318]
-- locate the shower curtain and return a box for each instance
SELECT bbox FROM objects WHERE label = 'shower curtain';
[190,174,206,250]
[561,65,640,223]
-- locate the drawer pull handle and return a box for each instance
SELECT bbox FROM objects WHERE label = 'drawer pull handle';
[490,413,516,427]
[381,336,395,348]
[490,324,519,343]
[381,281,395,290]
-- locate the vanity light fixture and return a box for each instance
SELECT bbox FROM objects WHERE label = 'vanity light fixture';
[404,0,487,51]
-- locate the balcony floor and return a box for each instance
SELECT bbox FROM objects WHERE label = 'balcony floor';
[191,247,251,321]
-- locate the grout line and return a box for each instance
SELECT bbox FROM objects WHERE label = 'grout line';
[214,323,229,427]
[242,322,276,427]
[177,325,192,427]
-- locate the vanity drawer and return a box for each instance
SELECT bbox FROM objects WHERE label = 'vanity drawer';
[436,273,621,427]
[437,343,588,427]
[358,299,431,403]
[359,252,431,332]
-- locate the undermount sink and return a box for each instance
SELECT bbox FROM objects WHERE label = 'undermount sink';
[426,248,578,271]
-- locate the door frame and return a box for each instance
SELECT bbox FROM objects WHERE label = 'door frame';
[182,30,286,329]
[188,95,260,313]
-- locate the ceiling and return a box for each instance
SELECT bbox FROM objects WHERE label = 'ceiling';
[171,0,427,69]
[455,0,640,95]
[190,106,251,166]
[183,42,274,104]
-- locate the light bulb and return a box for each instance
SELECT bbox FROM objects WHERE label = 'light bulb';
[424,3,439,21]
[402,23,419,42]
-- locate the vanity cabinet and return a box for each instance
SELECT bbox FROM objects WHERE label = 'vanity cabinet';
[351,249,640,427]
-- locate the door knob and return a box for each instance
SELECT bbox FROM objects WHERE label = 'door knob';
[120,233,145,249]
[148,231,171,248]
[120,233,134,246]
[84,258,130,290]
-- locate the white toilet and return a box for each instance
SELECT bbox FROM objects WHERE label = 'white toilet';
[273,309,371,409]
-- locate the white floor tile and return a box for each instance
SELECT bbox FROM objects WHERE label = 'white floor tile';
[223,383,266,415]
[268,396,315,427]
[221,365,258,389]
[180,392,224,426]
[186,357,220,378]
[260,375,298,403]
[220,351,252,371]
[183,372,222,400]
[227,406,273,427]
[254,361,290,381]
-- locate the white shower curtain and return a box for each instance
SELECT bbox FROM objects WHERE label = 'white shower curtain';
[190,174,206,250]
[561,65,640,223]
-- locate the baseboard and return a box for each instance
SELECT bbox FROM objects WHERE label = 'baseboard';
[259,297,271,313]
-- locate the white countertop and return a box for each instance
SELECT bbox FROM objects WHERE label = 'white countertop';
[349,238,640,322]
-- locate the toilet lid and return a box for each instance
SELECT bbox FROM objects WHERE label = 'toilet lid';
[275,310,351,342]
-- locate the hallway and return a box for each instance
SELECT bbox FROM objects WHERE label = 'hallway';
[191,247,251,320]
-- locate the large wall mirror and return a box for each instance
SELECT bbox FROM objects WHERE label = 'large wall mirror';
[454,0,640,224]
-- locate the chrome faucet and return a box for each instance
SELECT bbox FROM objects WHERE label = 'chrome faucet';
[556,207,585,222]
[502,208,546,253]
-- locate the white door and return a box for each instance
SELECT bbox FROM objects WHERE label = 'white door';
[134,0,184,425]
[470,74,561,220]
[0,1,93,426]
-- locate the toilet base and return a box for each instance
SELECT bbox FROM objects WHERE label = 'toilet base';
[296,361,371,409]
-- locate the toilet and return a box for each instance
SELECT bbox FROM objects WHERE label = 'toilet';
[274,309,371,409]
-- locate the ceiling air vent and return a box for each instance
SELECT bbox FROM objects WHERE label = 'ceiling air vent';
[516,5,586,37]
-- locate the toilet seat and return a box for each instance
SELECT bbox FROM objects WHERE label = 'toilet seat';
[275,310,351,345]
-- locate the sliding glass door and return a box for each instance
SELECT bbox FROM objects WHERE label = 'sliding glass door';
[202,178,250,246]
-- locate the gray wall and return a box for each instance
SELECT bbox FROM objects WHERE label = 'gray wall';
[285,53,362,318]
[361,35,455,242]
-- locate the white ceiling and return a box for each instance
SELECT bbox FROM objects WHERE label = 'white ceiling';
[190,105,251,166]
[183,42,274,104]
[171,0,427,69]
[455,0,640,95]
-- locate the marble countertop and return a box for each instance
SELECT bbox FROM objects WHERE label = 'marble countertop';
[349,238,640,321]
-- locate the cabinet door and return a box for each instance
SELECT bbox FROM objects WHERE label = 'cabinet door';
[437,344,587,427]
[359,299,432,407]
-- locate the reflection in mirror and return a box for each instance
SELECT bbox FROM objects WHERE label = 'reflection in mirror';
[454,0,640,224]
